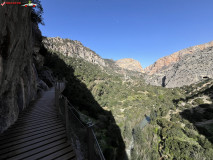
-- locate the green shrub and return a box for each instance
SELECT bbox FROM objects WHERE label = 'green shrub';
[194,98,204,105]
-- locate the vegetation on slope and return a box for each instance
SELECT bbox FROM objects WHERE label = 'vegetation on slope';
[152,79,213,160]
[41,44,213,159]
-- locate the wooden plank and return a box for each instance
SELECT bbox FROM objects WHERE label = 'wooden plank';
[0,130,66,152]
[20,108,57,115]
[0,132,66,156]
[0,127,65,149]
[16,117,59,125]
[54,150,76,160]
[18,143,71,160]
[18,111,58,119]
[17,114,58,122]
[0,87,76,160]
[0,137,67,159]
[15,115,59,124]
[6,119,62,131]
[0,125,64,145]
[39,147,74,160]
[6,141,68,160]
[0,122,63,141]
[2,118,62,134]
[28,108,57,114]
[16,113,58,122]
[0,122,62,138]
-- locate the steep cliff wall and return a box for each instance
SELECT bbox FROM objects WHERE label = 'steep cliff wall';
[0,4,38,133]
[43,37,106,67]
[145,41,213,75]
[145,45,213,88]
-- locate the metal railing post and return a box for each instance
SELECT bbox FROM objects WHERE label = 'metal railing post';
[59,81,61,92]
[55,82,58,108]
[64,97,70,139]
[55,81,60,117]
[87,123,95,160]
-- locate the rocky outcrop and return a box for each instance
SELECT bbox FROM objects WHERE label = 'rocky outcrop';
[145,45,213,88]
[42,37,146,74]
[115,58,144,73]
[145,41,213,75]
[42,37,106,67]
[0,5,50,133]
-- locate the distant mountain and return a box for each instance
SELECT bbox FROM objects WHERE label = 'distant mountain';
[145,41,213,88]
[145,41,213,74]
[42,37,213,160]
[43,37,145,74]
[115,58,144,73]
[42,37,106,67]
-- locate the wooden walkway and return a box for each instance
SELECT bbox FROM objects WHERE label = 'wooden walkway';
[0,87,76,160]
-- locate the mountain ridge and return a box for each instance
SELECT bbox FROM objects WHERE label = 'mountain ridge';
[43,36,213,88]
[43,37,145,73]
[145,41,213,75]
[115,58,144,73]
[42,37,106,67]
[144,44,213,87]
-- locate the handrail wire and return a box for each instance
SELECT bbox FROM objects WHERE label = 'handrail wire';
[56,81,105,160]
[92,129,106,160]
[60,94,86,128]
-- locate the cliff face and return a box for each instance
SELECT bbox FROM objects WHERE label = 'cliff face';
[115,58,144,73]
[43,37,147,74]
[145,41,213,75]
[42,37,106,67]
[0,5,42,133]
[145,44,213,88]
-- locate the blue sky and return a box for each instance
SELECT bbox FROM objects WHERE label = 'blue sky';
[39,0,213,68]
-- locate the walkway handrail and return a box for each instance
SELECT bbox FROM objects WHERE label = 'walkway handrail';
[91,127,105,160]
[55,81,105,160]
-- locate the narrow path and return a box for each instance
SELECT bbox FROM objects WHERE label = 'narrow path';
[0,87,76,160]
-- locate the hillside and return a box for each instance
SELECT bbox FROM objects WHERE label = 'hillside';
[43,37,106,67]
[43,37,146,74]
[1,1,213,160]
[145,41,213,74]
[41,37,213,160]
[154,79,213,159]
[145,41,213,88]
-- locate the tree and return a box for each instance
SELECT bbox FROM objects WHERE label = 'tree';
[31,0,44,25]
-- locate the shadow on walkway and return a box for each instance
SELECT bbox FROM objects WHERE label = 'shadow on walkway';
[0,87,76,160]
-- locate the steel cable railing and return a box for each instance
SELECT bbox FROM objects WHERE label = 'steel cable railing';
[55,81,105,160]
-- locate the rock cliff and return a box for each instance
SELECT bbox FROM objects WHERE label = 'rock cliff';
[0,4,52,133]
[145,43,213,88]
[42,37,106,67]
[0,5,37,133]
[42,37,147,74]
[115,58,144,73]
[145,41,213,75]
